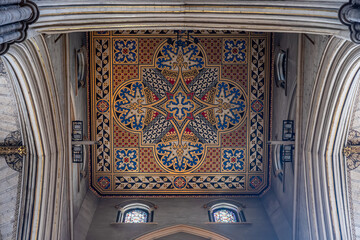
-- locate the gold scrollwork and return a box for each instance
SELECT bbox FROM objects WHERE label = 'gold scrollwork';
[0,146,26,156]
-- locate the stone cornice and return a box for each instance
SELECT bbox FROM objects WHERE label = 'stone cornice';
[32,1,348,38]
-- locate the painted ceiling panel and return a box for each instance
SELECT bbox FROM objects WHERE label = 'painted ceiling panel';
[90,30,271,196]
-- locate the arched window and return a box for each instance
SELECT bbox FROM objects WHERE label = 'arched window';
[208,203,246,223]
[116,202,154,223]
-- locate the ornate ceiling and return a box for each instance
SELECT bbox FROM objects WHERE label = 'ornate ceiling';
[90,30,271,196]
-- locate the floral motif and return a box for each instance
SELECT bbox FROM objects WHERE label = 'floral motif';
[222,149,245,172]
[114,82,146,130]
[156,40,204,70]
[115,149,138,172]
[215,82,246,130]
[113,39,138,64]
[223,39,247,63]
[165,91,195,122]
[156,141,204,172]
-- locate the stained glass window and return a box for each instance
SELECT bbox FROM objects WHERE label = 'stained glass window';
[123,209,148,223]
[212,208,238,223]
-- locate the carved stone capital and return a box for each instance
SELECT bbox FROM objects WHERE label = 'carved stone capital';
[0,0,39,55]
[339,1,360,43]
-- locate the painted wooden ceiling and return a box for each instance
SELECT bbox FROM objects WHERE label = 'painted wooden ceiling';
[90,30,271,196]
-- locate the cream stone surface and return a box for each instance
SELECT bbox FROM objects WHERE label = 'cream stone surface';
[0,62,21,240]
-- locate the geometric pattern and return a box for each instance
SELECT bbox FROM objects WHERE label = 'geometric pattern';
[140,148,165,173]
[113,65,139,89]
[221,123,247,147]
[199,38,222,65]
[249,175,263,190]
[197,148,221,172]
[139,38,163,64]
[90,31,270,196]
[113,123,138,147]
[97,176,111,190]
[249,39,266,173]
[221,64,248,88]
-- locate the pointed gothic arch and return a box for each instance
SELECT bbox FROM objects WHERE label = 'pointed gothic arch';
[294,36,360,239]
[2,35,71,240]
[135,224,230,240]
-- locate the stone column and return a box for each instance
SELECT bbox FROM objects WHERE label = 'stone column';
[339,1,360,43]
[0,0,38,55]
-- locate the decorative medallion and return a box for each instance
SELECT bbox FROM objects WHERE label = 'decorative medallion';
[1,131,24,172]
[113,38,138,64]
[249,175,263,190]
[173,176,187,189]
[97,99,110,112]
[222,39,247,64]
[97,176,111,190]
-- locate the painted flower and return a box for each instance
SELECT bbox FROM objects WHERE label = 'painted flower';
[222,149,245,171]
[114,40,137,63]
[115,149,138,171]
[224,39,246,62]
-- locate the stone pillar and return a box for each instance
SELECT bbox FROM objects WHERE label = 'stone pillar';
[339,1,360,44]
[0,0,38,55]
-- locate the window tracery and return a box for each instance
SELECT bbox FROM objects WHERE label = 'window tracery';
[116,202,155,223]
[123,209,148,223]
[213,208,238,223]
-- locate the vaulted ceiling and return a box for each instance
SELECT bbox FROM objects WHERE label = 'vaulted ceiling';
[90,30,272,196]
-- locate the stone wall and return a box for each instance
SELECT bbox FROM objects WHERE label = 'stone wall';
[0,61,21,240]
[86,197,277,240]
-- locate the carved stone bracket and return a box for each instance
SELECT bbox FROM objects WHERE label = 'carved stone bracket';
[0,0,39,55]
[339,0,360,44]
[345,130,360,170]
[0,130,24,172]
[0,146,26,156]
